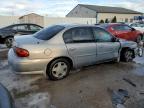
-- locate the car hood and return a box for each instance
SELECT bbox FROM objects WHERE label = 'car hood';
[14,35,44,46]
[119,38,137,48]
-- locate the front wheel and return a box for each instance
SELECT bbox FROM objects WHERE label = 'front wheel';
[121,49,134,62]
[5,37,14,48]
[47,58,71,80]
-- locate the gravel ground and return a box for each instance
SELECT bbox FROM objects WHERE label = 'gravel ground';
[0,46,144,108]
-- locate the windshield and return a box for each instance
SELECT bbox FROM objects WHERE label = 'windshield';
[131,23,144,27]
[34,25,65,40]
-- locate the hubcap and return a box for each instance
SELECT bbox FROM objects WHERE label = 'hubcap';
[125,51,133,62]
[52,62,68,78]
[5,38,13,47]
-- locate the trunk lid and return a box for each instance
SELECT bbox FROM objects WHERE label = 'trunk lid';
[13,35,44,47]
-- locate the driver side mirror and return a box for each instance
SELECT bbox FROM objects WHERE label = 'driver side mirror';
[112,37,119,42]
[131,28,135,31]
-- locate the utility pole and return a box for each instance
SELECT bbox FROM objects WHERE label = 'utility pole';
[96,12,98,24]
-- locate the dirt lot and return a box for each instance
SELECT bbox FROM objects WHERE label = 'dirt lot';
[0,46,144,108]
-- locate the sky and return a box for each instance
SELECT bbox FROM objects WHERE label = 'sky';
[0,0,144,17]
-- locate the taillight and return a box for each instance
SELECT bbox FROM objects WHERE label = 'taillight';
[14,47,29,57]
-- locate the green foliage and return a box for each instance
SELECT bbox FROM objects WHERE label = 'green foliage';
[111,16,117,23]
[99,19,104,23]
[105,18,109,23]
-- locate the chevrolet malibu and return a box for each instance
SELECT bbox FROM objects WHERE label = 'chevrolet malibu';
[8,24,138,80]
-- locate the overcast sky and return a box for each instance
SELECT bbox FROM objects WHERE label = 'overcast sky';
[0,0,144,17]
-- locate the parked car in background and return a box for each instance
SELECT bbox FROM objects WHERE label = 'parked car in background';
[8,24,138,80]
[99,23,143,43]
[130,23,144,34]
[0,83,15,108]
[0,23,43,47]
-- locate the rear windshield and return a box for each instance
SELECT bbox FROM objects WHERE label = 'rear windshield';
[34,25,65,40]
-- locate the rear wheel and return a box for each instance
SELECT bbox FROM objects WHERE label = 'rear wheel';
[5,37,13,48]
[47,58,71,80]
[121,49,134,62]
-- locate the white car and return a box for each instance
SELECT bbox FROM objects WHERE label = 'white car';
[130,23,144,33]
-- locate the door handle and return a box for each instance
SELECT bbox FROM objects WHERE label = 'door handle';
[69,48,76,51]
[99,46,104,48]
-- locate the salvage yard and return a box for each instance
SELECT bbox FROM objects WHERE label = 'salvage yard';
[0,45,144,108]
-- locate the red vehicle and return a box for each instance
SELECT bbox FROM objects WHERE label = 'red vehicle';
[99,23,143,43]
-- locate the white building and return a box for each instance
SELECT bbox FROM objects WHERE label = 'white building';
[66,4,143,23]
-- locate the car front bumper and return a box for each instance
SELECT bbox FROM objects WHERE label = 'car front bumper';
[8,49,52,74]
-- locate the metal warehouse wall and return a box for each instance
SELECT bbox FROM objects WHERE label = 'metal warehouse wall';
[0,16,96,28]
[0,16,19,28]
[19,13,44,27]
[97,13,142,23]
[44,17,96,27]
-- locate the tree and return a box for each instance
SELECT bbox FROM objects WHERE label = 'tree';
[111,16,117,23]
[99,19,104,23]
[105,18,109,23]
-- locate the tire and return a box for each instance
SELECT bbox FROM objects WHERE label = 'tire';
[5,37,14,48]
[121,49,134,62]
[47,58,71,80]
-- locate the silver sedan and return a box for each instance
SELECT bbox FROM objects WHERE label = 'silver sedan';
[8,24,138,80]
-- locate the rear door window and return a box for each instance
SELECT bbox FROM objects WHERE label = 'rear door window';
[12,26,18,30]
[63,27,94,43]
[34,25,65,40]
[17,25,29,31]
[30,25,42,31]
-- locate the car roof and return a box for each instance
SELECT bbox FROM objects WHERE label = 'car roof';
[4,23,43,28]
[13,23,42,26]
[56,23,101,28]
